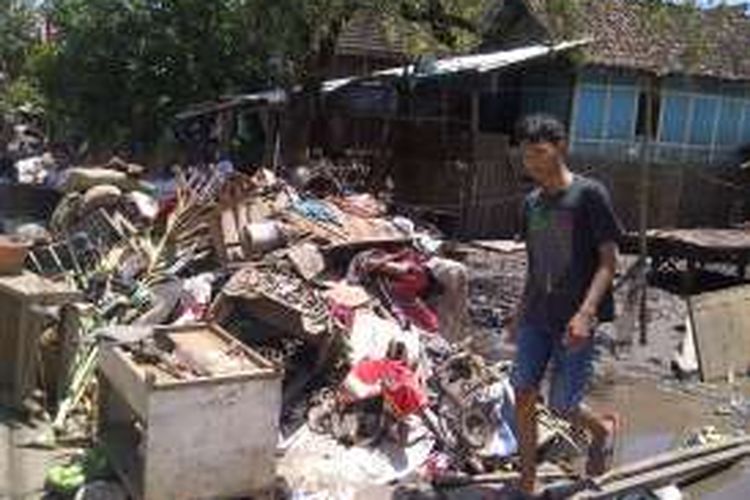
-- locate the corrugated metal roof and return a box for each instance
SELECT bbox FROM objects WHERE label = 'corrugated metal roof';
[175,89,287,121]
[176,40,588,119]
[323,39,589,93]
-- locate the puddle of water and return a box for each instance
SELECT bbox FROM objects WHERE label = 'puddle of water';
[587,378,750,499]
[617,431,678,465]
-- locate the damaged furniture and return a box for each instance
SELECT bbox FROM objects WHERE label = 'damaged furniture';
[97,323,282,500]
[0,271,81,408]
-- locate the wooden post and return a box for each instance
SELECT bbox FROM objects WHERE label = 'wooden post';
[638,77,655,345]
[471,88,480,135]
[272,112,282,171]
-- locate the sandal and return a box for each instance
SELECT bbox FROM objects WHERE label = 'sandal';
[586,412,620,477]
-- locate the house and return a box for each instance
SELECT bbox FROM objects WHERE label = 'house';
[483,0,750,166]
[177,2,750,236]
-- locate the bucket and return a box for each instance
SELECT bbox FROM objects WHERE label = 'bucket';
[0,235,31,275]
[245,221,285,254]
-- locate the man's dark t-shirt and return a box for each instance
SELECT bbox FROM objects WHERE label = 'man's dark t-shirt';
[521,175,623,332]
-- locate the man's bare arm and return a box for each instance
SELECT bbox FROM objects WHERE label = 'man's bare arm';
[565,241,617,347]
[579,241,618,318]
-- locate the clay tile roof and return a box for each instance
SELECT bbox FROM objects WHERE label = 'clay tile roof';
[523,0,750,81]
[335,10,407,57]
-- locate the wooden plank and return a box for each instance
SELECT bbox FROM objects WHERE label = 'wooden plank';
[467,240,526,254]
[575,443,750,499]
[595,435,750,486]
[459,133,516,238]
[689,284,750,381]
[434,466,570,488]
[219,206,244,261]
[0,272,81,304]
[14,307,44,408]
[0,295,22,402]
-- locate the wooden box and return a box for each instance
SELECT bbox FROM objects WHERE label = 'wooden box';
[98,323,282,500]
[0,271,81,408]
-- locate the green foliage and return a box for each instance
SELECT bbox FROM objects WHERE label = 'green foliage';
[1,1,44,123]
[0,75,46,117]
[0,0,37,80]
[38,0,273,149]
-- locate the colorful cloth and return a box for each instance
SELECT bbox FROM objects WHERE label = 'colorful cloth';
[344,359,427,418]
[347,249,439,333]
[293,199,341,226]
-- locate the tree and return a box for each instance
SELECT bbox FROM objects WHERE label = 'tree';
[0,0,42,117]
[0,0,36,80]
[36,0,273,150]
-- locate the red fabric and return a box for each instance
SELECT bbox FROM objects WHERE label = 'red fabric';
[392,299,439,333]
[346,359,427,418]
[388,251,439,333]
[388,250,429,295]
[351,248,439,333]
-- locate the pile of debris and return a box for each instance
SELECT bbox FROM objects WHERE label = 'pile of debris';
[0,158,500,498]
[1,157,748,499]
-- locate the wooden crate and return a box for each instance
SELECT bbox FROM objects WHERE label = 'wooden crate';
[0,271,81,408]
[97,323,283,500]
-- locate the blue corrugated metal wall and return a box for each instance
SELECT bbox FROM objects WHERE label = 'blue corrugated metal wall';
[571,69,750,165]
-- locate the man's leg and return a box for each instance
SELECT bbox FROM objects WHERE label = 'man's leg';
[568,404,616,475]
[548,336,616,476]
[515,386,539,493]
[512,326,553,495]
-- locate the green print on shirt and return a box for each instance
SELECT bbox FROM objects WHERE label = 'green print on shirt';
[528,207,552,232]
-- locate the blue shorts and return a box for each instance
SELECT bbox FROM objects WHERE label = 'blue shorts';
[511,324,595,414]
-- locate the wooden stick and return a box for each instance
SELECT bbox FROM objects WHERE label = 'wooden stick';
[434,469,572,488]
[594,435,750,486]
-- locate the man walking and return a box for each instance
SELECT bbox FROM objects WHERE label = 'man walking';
[509,114,623,496]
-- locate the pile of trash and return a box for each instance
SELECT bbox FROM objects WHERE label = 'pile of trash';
[5,157,747,500]
[0,157,532,495]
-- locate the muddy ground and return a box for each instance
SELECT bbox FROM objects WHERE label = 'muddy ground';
[463,245,750,499]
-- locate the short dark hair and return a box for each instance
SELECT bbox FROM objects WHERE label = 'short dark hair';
[515,114,567,144]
